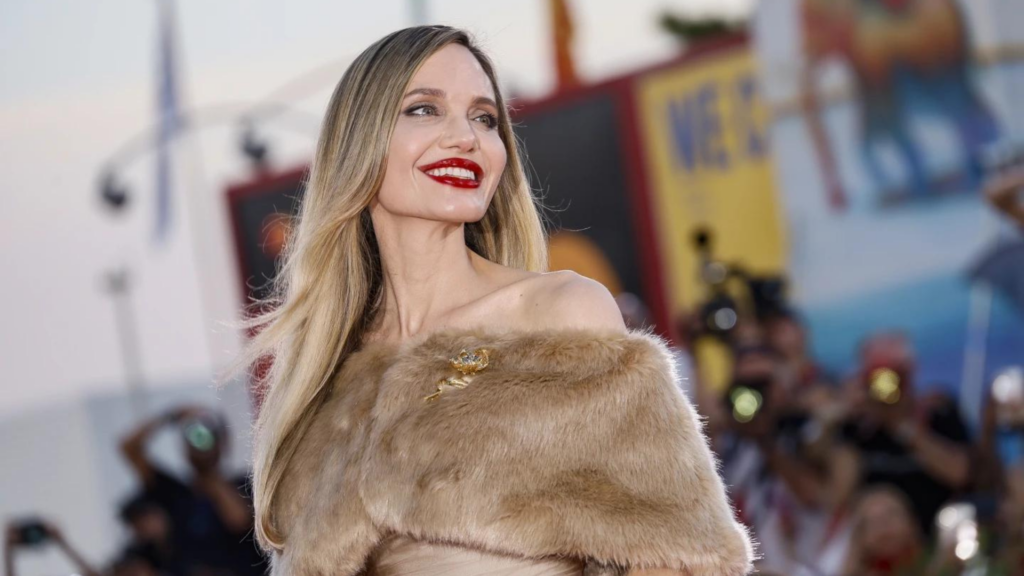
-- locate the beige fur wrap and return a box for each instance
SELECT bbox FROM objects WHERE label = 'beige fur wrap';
[271,327,756,576]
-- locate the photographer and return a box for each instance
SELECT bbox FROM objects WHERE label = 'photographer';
[119,405,265,576]
[115,493,176,576]
[4,519,102,576]
[764,309,834,395]
[839,485,936,576]
[110,548,161,576]
[837,332,972,536]
[717,344,858,575]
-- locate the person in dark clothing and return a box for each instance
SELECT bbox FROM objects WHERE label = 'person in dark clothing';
[110,547,163,576]
[119,406,266,576]
[712,343,858,574]
[837,332,972,536]
[117,493,177,576]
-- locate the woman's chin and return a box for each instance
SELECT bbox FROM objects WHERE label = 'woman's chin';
[433,203,490,223]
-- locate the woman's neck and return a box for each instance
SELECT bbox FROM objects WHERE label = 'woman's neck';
[369,213,487,342]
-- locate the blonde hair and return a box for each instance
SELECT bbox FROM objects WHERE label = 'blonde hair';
[223,25,548,552]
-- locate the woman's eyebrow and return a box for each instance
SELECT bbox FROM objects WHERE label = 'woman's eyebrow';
[405,87,445,99]
[473,96,498,109]
[404,87,497,109]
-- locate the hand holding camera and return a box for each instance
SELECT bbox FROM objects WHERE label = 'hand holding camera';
[864,363,918,439]
[4,518,103,576]
[853,333,920,437]
[4,518,62,549]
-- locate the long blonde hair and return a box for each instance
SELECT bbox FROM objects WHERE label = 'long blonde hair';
[224,25,548,552]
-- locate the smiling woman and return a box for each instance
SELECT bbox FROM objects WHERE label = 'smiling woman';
[379,45,504,205]
[226,25,754,576]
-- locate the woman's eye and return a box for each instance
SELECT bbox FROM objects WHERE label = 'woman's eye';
[475,113,498,129]
[405,103,438,117]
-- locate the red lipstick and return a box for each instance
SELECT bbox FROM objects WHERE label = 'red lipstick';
[418,158,483,189]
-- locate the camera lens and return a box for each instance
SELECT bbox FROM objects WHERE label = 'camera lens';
[869,368,901,404]
[730,386,764,423]
[184,421,216,451]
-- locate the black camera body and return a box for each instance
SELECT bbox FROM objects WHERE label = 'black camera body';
[690,228,789,342]
[12,518,49,547]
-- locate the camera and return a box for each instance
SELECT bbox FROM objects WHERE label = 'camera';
[724,376,771,424]
[181,416,218,452]
[865,364,906,405]
[11,518,50,547]
[690,228,789,342]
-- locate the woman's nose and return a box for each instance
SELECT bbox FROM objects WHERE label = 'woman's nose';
[440,116,478,152]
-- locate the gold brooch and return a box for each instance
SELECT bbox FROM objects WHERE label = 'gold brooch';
[424,347,491,402]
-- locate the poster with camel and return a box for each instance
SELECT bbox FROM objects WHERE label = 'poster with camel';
[753,0,1024,405]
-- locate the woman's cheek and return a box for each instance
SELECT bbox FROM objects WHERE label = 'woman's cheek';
[485,135,507,182]
[392,121,436,157]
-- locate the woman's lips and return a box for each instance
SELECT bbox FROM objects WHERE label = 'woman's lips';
[418,158,483,189]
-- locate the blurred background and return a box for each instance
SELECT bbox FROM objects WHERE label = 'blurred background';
[3,0,1024,575]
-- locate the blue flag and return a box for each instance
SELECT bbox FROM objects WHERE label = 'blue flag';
[154,0,179,245]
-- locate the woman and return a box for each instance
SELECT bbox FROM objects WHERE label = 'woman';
[838,485,995,576]
[839,486,930,576]
[229,25,754,576]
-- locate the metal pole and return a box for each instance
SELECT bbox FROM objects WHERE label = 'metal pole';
[105,266,148,418]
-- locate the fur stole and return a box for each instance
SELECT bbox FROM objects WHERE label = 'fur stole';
[271,327,756,575]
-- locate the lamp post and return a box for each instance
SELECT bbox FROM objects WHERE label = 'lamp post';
[97,173,148,418]
[102,266,148,418]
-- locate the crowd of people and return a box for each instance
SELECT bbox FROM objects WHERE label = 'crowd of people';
[5,324,1022,576]
[673,307,1024,576]
[5,407,266,576]
[6,168,1022,576]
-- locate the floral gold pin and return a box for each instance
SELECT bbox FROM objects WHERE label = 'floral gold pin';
[424,347,491,402]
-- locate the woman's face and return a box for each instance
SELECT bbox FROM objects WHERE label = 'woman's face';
[374,43,506,223]
[856,490,920,560]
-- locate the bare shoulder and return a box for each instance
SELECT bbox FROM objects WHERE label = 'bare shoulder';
[521,270,627,333]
